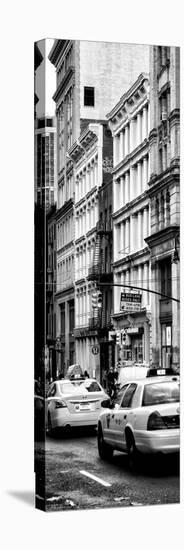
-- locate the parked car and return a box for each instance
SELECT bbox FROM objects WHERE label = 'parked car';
[97,374,180,468]
[46,378,109,433]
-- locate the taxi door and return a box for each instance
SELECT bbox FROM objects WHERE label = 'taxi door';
[110,383,137,450]
[104,384,130,445]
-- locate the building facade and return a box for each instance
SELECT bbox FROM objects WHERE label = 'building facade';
[145,46,180,372]
[35,116,57,209]
[68,122,112,380]
[49,38,149,373]
[46,205,57,380]
[108,73,151,367]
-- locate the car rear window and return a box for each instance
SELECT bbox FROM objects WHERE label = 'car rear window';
[142,381,180,406]
[59,382,85,394]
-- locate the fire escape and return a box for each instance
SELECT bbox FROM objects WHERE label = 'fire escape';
[87,219,113,334]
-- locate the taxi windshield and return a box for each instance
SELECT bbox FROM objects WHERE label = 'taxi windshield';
[142,381,180,407]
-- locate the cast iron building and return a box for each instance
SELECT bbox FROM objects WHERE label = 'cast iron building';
[108,73,151,366]
[49,39,149,375]
[145,46,180,372]
[68,122,113,381]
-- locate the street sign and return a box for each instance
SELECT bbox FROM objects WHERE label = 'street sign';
[120,290,142,312]
[92,345,99,355]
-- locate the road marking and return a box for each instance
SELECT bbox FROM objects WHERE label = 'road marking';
[79,470,111,487]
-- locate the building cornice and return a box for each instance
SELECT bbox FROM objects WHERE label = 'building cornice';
[55,285,74,299]
[68,124,102,163]
[53,66,74,103]
[107,73,149,121]
[112,139,149,175]
[113,189,149,220]
[48,39,69,66]
[145,225,179,249]
[55,198,74,220]
[113,246,149,269]
[148,163,180,194]
[57,240,74,255]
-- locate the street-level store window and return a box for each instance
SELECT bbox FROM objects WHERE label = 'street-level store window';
[161,324,172,369]
[133,338,143,363]
[84,86,95,107]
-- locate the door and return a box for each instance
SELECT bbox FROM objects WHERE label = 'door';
[103,384,130,445]
[110,383,138,450]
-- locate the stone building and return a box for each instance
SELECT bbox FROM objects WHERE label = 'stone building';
[49,38,149,373]
[145,46,180,372]
[107,73,151,367]
[68,122,112,380]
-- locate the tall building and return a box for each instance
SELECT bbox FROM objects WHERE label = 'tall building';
[108,73,151,366]
[145,46,180,372]
[35,116,57,209]
[68,122,112,380]
[49,38,149,374]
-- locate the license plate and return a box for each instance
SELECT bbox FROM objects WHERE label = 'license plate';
[80,403,90,410]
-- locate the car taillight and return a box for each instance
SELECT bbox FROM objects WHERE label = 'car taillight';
[55,400,67,409]
[147,411,166,430]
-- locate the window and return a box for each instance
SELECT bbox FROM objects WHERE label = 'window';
[120,383,137,408]
[160,258,171,297]
[60,303,65,335]
[114,384,130,405]
[142,381,179,407]
[47,384,56,397]
[84,86,95,107]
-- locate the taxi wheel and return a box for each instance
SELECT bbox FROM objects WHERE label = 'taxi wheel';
[126,432,139,470]
[98,425,113,461]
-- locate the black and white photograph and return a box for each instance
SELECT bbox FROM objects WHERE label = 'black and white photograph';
[34,37,180,513]
[2,2,184,548]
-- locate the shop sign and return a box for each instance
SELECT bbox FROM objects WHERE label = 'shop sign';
[92,345,99,355]
[127,327,139,334]
[120,290,142,312]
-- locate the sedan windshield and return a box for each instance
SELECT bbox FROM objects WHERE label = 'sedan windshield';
[142,381,180,407]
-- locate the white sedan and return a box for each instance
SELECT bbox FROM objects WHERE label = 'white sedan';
[97,375,180,467]
[47,378,109,433]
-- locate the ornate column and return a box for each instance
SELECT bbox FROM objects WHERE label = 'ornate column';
[120,131,123,161]
[129,119,134,152]
[142,106,147,140]
[137,161,142,195]
[130,214,135,253]
[138,211,142,249]
[137,112,142,144]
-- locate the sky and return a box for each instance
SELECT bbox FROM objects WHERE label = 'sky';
[35,38,56,118]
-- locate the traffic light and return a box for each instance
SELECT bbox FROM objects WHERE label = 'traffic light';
[116,331,121,346]
[92,292,98,308]
[121,329,127,344]
[97,291,102,308]
[91,290,103,308]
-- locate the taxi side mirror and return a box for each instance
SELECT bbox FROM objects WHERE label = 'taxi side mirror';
[101,398,111,408]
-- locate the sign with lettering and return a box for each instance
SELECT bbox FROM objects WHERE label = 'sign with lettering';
[92,345,99,355]
[102,156,113,173]
[120,290,142,312]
